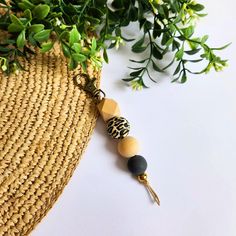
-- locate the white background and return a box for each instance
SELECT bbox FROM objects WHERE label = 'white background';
[33,1,236,236]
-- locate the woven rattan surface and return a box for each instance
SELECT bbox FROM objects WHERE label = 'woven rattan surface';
[0,43,100,235]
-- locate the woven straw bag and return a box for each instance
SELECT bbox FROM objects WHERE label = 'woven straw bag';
[0,42,101,235]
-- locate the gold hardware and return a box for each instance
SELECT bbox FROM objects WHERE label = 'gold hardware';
[137,173,160,206]
[74,74,106,103]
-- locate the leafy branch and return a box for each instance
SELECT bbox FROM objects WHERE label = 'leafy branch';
[0,0,229,90]
[123,0,229,89]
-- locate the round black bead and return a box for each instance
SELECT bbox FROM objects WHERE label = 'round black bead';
[127,155,147,176]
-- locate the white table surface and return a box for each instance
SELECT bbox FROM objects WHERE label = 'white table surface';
[33,1,236,236]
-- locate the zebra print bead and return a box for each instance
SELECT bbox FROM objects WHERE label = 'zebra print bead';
[106,116,130,139]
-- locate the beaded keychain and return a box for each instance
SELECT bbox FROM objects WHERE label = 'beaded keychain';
[75,74,160,206]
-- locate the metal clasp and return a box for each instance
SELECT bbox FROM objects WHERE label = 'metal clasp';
[74,74,106,103]
[83,76,98,94]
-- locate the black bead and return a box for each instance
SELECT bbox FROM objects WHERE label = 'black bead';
[127,155,147,176]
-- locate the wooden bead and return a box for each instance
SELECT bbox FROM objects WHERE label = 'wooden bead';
[117,136,140,158]
[97,98,120,122]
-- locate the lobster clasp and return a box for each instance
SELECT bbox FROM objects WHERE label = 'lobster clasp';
[74,74,106,103]
[83,76,98,95]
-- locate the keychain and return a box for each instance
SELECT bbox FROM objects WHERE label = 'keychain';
[75,74,160,206]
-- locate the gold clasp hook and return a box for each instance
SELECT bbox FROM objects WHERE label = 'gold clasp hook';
[74,74,106,103]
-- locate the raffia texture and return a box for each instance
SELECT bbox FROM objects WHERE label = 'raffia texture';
[0,43,100,235]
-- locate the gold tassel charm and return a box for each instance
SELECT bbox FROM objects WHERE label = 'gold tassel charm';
[137,173,160,206]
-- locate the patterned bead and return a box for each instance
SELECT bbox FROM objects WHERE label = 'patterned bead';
[106,116,130,139]
[97,98,121,122]
[127,155,147,176]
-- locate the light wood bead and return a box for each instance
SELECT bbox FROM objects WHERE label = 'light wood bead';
[97,98,121,122]
[117,136,140,158]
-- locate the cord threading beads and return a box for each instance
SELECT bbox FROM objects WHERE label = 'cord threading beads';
[76,74,160,206]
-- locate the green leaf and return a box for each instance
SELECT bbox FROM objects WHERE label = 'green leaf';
[153,21,162,39]
[187,59,203,63]
[69,26,81,46]
[18,0,35,10]
[172,40,181,51]
[33,4,50,20]
[171,77,180,83]
[211,43,232,51]
[201,35,209,44]
[152,45,163,60]
[188,41,200,50]
[163,58,175,70]
[59,31,69,41]
[62,44,71,58]
[103,48,109,63]
[130,68,143,77]
[152,61,163,72]
[128,67,144,70]
[81,62,87,72]
[69,58,78,70]
[132,46,147,53]
[188,4,205,12]
[40,42,54,53]
[17,30,26,48]
[181,26,194,38]
[132,36,145,50]
[159,5,169,18]
[161,33,170,46]
[173,62,181,75]
[197,13,208,17]
[10,14,24,26]
[28,32,37,46]
[165,37,174,47]
[185,48,201,55]
[122,77,135,82]
[71,43,82,53]
[88,7,104,19]
[24,9,32,20]
[28,24,45,33]
[175,47,184,60]
[8,23,25,33]
[129,59,147,64]
[72,53,87,62]
[91,37,97,53]
[180,73,187,83]
[33,29,51,43]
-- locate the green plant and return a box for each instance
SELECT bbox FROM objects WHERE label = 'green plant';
[0,0,229,90]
